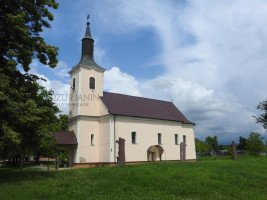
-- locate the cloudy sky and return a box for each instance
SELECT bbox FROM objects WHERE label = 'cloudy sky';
[33,0,267,143]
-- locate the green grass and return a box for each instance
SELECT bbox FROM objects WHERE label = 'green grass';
[0,156,267,200]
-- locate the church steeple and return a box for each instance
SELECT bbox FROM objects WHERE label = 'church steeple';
[73,15,104,72]
[81,15,94,59]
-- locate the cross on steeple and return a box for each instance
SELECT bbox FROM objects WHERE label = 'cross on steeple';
[84,14,92,39]
[87,14,90,25]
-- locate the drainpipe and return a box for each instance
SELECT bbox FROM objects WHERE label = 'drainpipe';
[113,115,117,164]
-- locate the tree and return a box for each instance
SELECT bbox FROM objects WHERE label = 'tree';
[237,136,247,151]
[0,1,59,169]
[255,101,267,130]
[195,138,209,153]
[58,114,69,131]
[0,74,60,168]
[38,123,60,170]
[205,136,219,151]
[34,114,69,166]
[0,0,58,73]
[246,132,265,156]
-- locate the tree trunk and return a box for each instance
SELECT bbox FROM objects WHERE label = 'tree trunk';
[19,153,24,171]
[47,158,50,171]
[55,157,58,171]
[35,155,40,165]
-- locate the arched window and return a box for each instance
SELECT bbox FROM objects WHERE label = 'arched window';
[183,135,186,145]
[131,132,136,144]
[72,78,76,90]
[175,134,179,145]
[91,134,94,145]
[89,77,95,89]
[158,133,162,145]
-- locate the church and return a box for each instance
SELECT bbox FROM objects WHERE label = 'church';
[55,18,196,167]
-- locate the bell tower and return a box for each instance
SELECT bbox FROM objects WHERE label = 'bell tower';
[69,15,105,118]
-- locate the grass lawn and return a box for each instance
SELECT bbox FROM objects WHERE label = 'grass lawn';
[0,156,267,200]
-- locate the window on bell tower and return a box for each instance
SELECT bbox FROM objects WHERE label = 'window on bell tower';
[72,78,76,90]
[89,77,95,89]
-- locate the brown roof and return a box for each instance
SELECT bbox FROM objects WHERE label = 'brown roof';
[54,131,78,145]
[101,92,194,124]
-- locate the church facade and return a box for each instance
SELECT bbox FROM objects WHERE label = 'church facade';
[66,19,196,167]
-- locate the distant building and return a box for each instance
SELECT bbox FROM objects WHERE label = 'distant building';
[56,18,196,167]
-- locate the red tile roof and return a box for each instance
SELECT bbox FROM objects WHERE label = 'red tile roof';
[54,131,78,145]
[101,92,194,124]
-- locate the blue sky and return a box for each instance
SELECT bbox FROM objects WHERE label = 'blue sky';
[40,1,164,81]
[34,0,267,143]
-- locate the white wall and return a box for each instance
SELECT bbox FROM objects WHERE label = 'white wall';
[99,116,111,162]
[77,117,99,163]
[115,116,196,162]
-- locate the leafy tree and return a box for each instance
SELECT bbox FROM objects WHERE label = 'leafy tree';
[38,123,61,170]
[0,1,59,169]
[34,114,69,166]
[237,136,247,150]
[195,138,209,152]
[0,73,60,168]
[255,101,267,130]
[0,0,58,72]
[58,114,69,131]
[205,136,219,151]
[219,145,230,150]
[246,132,265,156]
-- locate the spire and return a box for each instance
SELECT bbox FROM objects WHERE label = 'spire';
[84,14,93,40]
[80,15,94,61]
[72,15,104,72]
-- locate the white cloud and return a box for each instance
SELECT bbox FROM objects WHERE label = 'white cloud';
[104,67,141,96]
[54,61,71,78]
[142,77,259,141]
[89,0,267,142]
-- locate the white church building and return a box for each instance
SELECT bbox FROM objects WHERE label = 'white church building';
[55,18,196,167]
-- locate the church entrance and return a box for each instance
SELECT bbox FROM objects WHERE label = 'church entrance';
[147,145,164,162]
